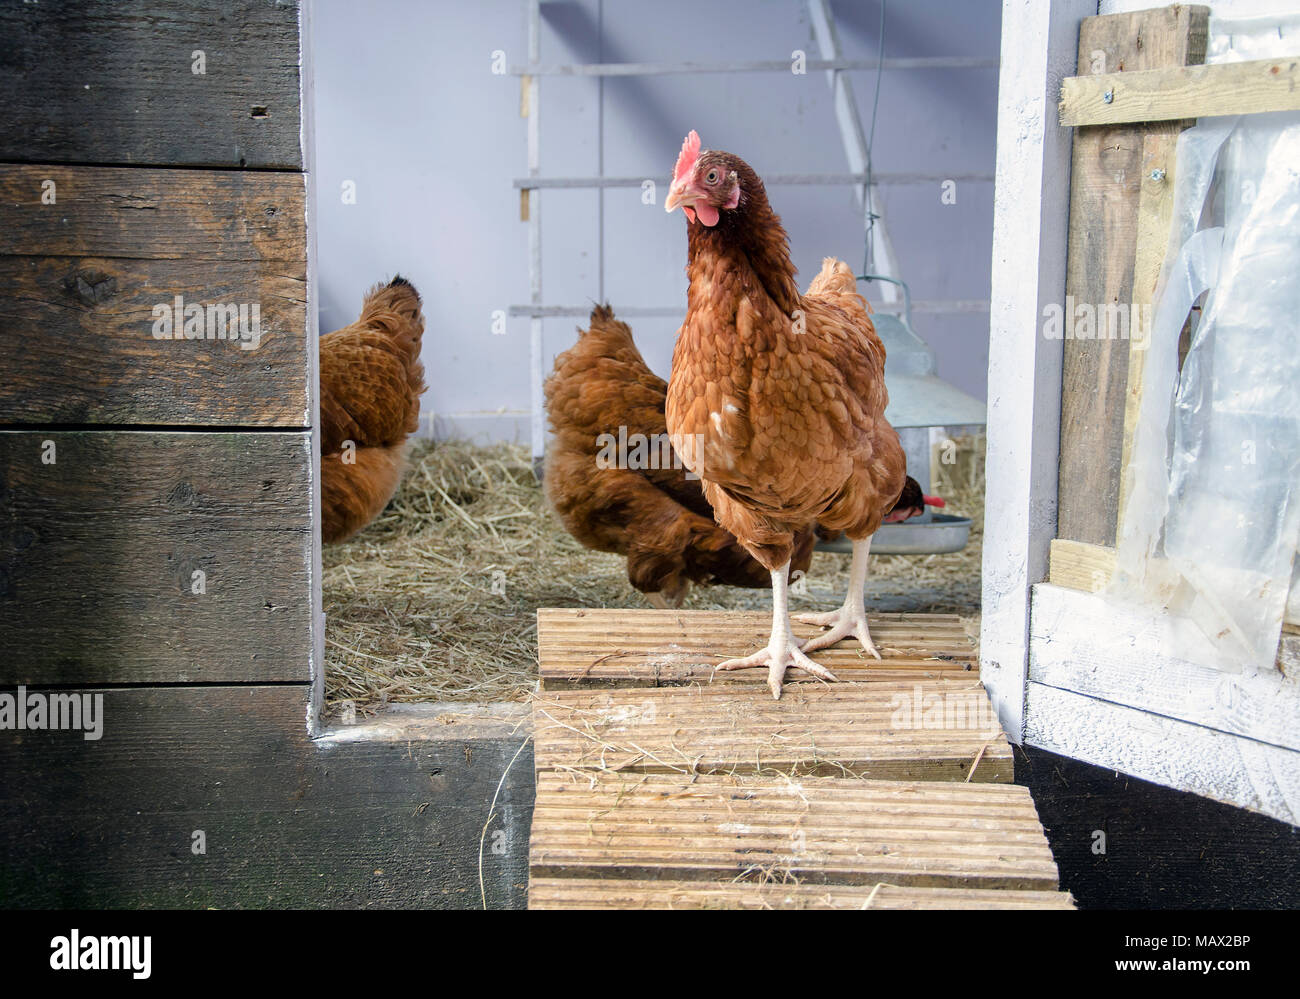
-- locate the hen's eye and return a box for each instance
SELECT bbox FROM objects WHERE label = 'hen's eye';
[705,169,719,184]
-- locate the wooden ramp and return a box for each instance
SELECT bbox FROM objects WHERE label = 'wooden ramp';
[528,610,1072,910]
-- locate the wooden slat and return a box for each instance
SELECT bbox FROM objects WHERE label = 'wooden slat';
[1048,538,1116,593]
[0,431,313,684]
[533,682,1011,781]
[0,687,532,908]
[0,0,304,169]
[1117,131,1186,536]
[537,609,975,689]
[1055,5,1208,548]
[0,166,307,260]
[529,770,1060,890]
[528,877,1075,910]
[0,167,308,427]
[1061,56,1300,127]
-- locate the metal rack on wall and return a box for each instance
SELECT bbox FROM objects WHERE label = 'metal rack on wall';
[509,0,996,462]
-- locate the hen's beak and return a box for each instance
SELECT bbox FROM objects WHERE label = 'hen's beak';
[665,181,700,223]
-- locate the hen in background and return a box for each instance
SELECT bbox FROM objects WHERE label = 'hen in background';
[320,276,426,543]
[664,130,911,698]
[544,305,816,607]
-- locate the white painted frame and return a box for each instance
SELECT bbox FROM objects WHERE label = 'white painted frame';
[981,0,1091,741]
[982,0,1300,826]
[302,0,325,734]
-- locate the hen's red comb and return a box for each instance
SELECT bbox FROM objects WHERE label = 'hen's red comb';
[923,494,946,508]
[673,130,701,184]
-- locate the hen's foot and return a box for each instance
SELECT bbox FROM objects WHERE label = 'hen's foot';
[796,606,881,658]
[717,641,837,701]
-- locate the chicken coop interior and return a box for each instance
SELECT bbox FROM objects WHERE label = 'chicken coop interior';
[3,0,1300,918]
[315,0,994,715]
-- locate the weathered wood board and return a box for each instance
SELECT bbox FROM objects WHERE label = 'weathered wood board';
[529,877,1075,910]
[1055,5,1208,547]
[0,431,313,685]
[533,682,1012,781]
[0,166,307,261]
[1061,55,1300,126]
[0,0,304,169]
[530,770,1060,889]
[537,609,976,688]
[0,166,308,426]
[0,689,533,908]
[529,610,1065,907]
[1117,131,1182,527]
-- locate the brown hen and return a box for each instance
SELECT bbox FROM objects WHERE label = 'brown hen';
[544,304,816,606]
[320,276,426,543]
[664,130,908,698]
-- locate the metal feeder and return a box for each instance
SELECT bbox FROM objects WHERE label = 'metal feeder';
[816,281,986,556]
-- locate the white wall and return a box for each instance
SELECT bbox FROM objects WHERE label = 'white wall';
[312,0,1002,442]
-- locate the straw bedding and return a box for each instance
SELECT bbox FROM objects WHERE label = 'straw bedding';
[323,436,984,717]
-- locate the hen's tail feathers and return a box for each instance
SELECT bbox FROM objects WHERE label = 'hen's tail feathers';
[544,302,664,441]
[359,277,425,372]
[361,276,426,430]
[805,257,874,313]
[319,276,428,456]
[805,257,857,296]
[580,303,639,356]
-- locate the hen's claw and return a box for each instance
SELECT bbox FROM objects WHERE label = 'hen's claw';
[797,607,882,658]
[717,641,837,700]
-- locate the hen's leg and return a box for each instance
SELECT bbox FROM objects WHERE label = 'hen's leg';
[717,561,837,700]
[797,536,881,658]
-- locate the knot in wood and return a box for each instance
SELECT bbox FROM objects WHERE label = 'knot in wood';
[65,270,117,306]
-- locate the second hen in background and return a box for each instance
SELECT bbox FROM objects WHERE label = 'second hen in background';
[320,276,427,544]
[544,304,817,607]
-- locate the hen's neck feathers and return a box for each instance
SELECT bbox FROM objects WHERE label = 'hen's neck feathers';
[685,163,800,317]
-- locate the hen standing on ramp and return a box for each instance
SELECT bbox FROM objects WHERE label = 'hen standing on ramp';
[663,130,908,699]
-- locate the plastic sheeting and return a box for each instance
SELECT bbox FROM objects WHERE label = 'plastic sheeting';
[1110,15,1300,673]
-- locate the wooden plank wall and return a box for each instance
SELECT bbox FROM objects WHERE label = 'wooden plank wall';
[0,693,533,908]
[0,2,534,909]
[0,0,319,906]
[1054,5,1208,547]
[0,4,315,695]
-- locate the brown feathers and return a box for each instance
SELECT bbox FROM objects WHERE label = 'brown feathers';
[665,157,907,573]
[320,276,427,543]
[544,305,814,606]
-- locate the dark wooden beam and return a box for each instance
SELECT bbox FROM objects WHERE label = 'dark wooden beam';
[0,688,534,909]
[0,431,313,685]
[0,166,308,427]
[0,0,304,169]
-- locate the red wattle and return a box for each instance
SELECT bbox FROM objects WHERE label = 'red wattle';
[923,495,945,507]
